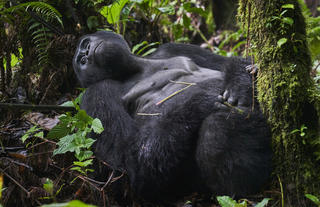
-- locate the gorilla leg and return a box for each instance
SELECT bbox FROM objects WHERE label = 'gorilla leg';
[196,109,272,197]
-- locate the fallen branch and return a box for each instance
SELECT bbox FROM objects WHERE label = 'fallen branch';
[0,103,75,112]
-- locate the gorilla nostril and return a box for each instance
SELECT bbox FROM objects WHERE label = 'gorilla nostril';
[80,56,87,65]
[86,50,89,56]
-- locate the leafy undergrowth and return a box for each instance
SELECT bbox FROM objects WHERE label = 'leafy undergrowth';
[0,108,281,207]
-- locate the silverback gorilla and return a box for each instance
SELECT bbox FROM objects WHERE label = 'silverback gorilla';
[73,31,272,202]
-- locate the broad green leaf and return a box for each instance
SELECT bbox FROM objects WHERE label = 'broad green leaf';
[75,150,93,161]
[22,126,38,143]
[73,159,93,167]
[84,138,96,148]
[282,4,294,9]
[282,17,293,25]
[217,196,247,207]
[43,178,54,195]
[87,16,99,30]
[47,121,70,140]
[183,2,206,17]
[41,200,96,207]
[21,133,30,143]
[182,13,191,28]
[277,38,288,47]
[34,131,44,138]
[100,0,129,24]
[255,198,271,207]
[60,101,74,107]
[91,118,104,134]
[76,110,92,125]
[306,194,320,205]
[130,0,143,3]
[157,5,175,15]
[53,134,76,156]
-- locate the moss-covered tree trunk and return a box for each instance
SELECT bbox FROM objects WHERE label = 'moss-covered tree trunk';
[238,0,320,205]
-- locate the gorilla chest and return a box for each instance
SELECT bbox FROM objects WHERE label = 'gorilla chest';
[123,68,223,115]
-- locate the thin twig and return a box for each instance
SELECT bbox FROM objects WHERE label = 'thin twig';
[137,113,161,116]
[0,168,31,197]
[0,103,75,112]
[156,81,196,105]
[223,102,244,114]
[100,171,114,191]
[0,157,33,170]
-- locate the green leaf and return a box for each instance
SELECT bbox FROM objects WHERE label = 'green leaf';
[182,13,191,28]
[141,48,157,57]
[91,118,104,134]
[73,159,93,167]
[157,5,175,15]
[87,16,99,30]
[183,2,206,17]
[75,150,93,161]
[217,196,238,207]
[41,200,96,207]
[53,134,76,156]
[132,41,147,54]
[282,17,293,25]
[277,38,288,47]
[21,133,30,143]
[47,121,70,140]
[282,4,294,9]
[217,196,247,207]
[22,126,38,143]
[43,178,54,195]
[255,198,271,207]
[34,131,44,138]
[76,110,92,125]
[100,0,129,24]
[60,101,75,107]
[306,194,320,205]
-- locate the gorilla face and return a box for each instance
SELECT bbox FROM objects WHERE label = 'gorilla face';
[73,31,132,87]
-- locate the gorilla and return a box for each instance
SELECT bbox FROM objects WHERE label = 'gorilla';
[73,31,272,202]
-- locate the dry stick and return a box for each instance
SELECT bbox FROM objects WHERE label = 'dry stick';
[137,113,161,116]
[0,168,30,197]
[156,80,196,105]
[0,157,33,170]
[223,102,244,114]
[100,171,114,191]
[0,103,75,112]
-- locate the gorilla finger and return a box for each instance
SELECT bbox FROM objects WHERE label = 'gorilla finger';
[217,95,224,102]
[245,64,258,74]
[223,90,230,100]
[214,102,228,109]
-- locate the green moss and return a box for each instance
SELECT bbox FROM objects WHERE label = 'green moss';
[239,0,320,203]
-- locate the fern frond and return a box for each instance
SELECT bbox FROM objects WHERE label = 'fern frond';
[7,2,63,27]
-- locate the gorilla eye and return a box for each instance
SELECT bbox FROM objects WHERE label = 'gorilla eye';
[80,56,88,65]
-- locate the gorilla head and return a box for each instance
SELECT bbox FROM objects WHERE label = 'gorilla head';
[73,31,141,87]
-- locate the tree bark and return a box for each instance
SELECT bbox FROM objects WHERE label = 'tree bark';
[239,0,320,205]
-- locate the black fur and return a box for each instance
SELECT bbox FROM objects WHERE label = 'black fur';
[73,31,272,202]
